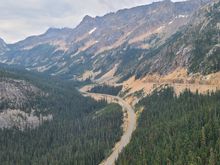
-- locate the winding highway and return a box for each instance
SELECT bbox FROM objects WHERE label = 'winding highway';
[80,89,137,165]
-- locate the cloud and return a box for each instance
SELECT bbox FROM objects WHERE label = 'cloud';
[0,0,171,43]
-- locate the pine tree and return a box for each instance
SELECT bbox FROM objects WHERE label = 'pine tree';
[209,148,216,165]
[201,127,206,146]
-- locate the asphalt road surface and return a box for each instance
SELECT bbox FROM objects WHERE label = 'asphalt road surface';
[81,91,137,165]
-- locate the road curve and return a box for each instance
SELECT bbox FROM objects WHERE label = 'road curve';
[80,91,137,165]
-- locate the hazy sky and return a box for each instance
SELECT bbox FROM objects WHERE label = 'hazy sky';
[0,0,173,43]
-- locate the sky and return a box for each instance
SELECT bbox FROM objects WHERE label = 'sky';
[0,0,172,43]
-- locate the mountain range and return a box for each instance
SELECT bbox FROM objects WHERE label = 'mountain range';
[1,0,219,83]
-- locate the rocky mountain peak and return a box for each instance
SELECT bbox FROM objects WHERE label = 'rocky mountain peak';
[159,0,173,5]
[46,27,72,34]
[0,38,8,54]
[0,38,5,44]
[81,15,95,24]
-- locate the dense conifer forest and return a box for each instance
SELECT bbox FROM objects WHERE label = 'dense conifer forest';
[117,87,220,165]
[89,84,122,96]
[0,66,123,165]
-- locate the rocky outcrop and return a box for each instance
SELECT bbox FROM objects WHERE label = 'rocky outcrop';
[0,78,52,130]
[0,78,41,105]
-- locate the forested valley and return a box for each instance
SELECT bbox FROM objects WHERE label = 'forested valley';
[117,87,220,165]
[0,65,123,165]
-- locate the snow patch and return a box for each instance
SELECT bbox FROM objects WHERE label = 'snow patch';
[175,15,188,19]
[0,59,7,63]
[89,27,97,34]
[217,23,220,30]
[26,68,31,71]
[35,64,53,72]
[168,21,173,25]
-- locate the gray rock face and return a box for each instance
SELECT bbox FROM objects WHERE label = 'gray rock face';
[0,78,41,105]
[0,78,52,130]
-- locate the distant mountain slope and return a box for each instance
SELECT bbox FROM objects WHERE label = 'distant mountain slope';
[0,0,215,82]
[0,38,8,55]
[132,0,220,78]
